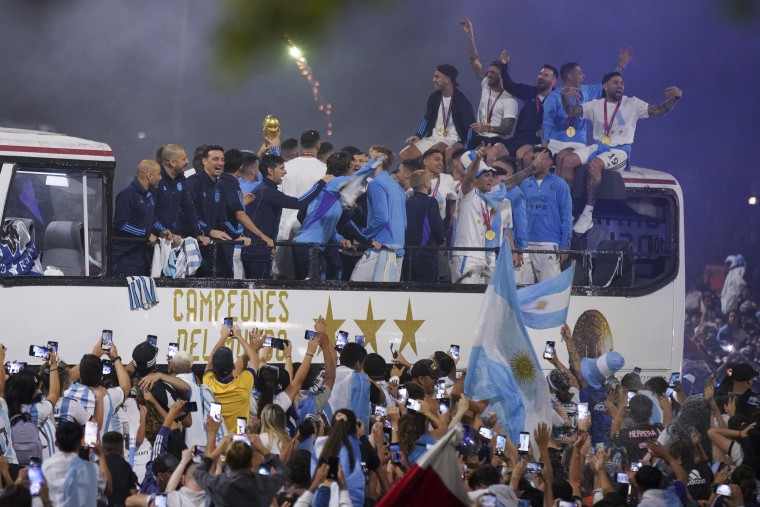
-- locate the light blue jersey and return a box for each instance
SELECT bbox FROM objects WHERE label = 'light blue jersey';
[362,171,407,255]
[520,174,573,248]
[542,83,603,143]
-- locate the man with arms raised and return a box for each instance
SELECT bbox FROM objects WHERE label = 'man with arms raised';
[460,18,518,147]
[561,73,682,234]
[400,64,476,162]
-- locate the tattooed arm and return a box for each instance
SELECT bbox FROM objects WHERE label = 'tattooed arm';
[647,86,682,116]
[460,18,486,81]
[560,87,584,118]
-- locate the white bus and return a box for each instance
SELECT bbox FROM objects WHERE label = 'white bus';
[0,128,683,378]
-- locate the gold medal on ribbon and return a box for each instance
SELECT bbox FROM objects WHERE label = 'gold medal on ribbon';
[441,130,448,138]
[566,126,576,137]
[485,230,496,241]
[600,135,611,145]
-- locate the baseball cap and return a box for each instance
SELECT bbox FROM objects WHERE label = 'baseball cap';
[411,359,444,379]
[728,362,758,382]
[152,452,180,474]
[131,342,158,375]
[212,347,234,376]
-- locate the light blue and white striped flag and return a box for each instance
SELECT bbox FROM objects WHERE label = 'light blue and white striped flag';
[516,262,575,329]
[464,240,554,443]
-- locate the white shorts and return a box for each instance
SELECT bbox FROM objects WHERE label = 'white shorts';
[350,249,403,282]
[450,255,492,284]
[414,133,460,153]
[573,144,629,170]
[547,139,586,157]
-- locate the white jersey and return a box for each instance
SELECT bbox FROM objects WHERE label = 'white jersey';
[477,78,518,138]
[581,96,649,146]
[434,96,458,141]
[453,189,492,260]
[430,172,458,220]
[276,156,326,240]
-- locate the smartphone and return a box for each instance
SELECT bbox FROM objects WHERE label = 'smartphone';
[28,345,50,359]
[715,484,732,496]
[633,367,642,376]
[439,398,451,415]
[102,360,113,375]
[154,494,168,507]
[146,334,157,347]
[494,435,507,456]
[397,387,408,404]
[327,456,340,479]
[390,443,402,464]
[270,338,287,351]
[224,317,233,327]
[748,396,760,407]
[46,341,59,354]
[526,462,544,474]
[194,445,206,456]
[237,417,247,434]
[101,329,113,351]
[84,420,98,447]
[665,388,674,399]
[335,330,348,351]
[479,427,494,440]
[630,461,642,472]
[616,472,629,484]
[257,464,270,476]
[263,336,273,347]
[518,431,530,454]
[543,341,555,360]
[168,342,179,358]
[450,344,460,359]
[209,402,222,423]
[374,405,387,418]
[406,399,422,412]
[435,379,447,399]
[28,463,43,496]
[559,502,576,507]
[669,372,680,387]
[577,402,589,421]
[627,390,636,405]
[480,493,497,507]
[5,361,26,375]
[182,401,198,414]
[390,343,398,359]
[355,335,366,348]
[304,330,319,340]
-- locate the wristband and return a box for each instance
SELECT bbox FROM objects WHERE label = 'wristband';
[305,353,314,358]
[112,356,122,363]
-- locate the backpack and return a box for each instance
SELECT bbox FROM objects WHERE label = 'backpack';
[10,413,43,465]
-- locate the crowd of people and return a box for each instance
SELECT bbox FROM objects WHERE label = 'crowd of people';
[112,17,681,285]
[3,304,760,507]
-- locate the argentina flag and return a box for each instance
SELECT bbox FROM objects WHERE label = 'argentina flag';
[516,262,575,329]
[464,240,554,444]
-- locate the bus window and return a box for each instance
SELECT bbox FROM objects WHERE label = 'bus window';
[1,167,106,276]
[573,189,677,294]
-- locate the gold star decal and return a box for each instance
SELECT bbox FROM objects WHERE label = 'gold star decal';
[354,299,385,353]
[394,299,424,355]
[314,297,345,345]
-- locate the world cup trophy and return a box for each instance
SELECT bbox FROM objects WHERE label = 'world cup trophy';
[262,115,281,140]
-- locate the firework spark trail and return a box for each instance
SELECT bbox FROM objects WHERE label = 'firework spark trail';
[285,36,333,137]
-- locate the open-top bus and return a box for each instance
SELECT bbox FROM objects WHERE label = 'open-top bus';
[0,127,683,378]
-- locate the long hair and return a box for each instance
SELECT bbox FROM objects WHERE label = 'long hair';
[259,404,290,453]
[5,370,40,417]
[398,413,425,457]
[319,409,358,470]
[256,366,280,415]
[665,396,712,450]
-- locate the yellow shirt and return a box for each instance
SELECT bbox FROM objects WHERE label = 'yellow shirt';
[202,369,255,431]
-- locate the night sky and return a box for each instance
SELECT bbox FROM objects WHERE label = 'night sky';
[2,0,758,282]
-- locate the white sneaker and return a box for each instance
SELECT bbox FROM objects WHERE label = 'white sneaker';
[573,213,594,234]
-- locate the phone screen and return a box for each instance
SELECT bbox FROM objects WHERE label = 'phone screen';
[84,420,98,447]
[102,360,113,375]
[237,417,247,434]
[518,432,530,453]
[336,331,348,350]
[224,317,233,327]
[154,494,168,507]
[435,380,446,399]
[627,390,636,404]
[716,484,732,496]
[168,342,179,358]
[669,372,680,387]
[527,462,544,474]
[264,336,273,347]
[543,341,555,360]
[397,387,408,404]
[616,472,629,484]
[6,361,26,374]
[449,344,460,359]
[494,435,507,456]
[406,399,421,411]
[257,465,270,476]
[577,402,589,421]
[147,334,157,347]
[28,464,43,495]
[47,341,59,354]
[101,329,113,350]
[390,443,402,464]
[29,345,50,359]
[439,398,451,414]
[374,405,387,418]
[210,402,222,422]
[355,335,366,347]
[304,330,318,340]
[480,494,497,507]
[479,427,494,440]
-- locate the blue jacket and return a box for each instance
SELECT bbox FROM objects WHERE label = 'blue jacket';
[217,173,245,237]
[362,172,407,255]
[519,174,572,248]
[243,177,325,261]
[112,178,155,268]
[152,168,203,237]
[542,83,603,144]
[183,170,222,236]
[500,64,553,142]
[414,88,476,148]
[405,192,445,258]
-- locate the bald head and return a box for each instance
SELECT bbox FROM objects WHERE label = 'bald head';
[137,160,161,190]
[160,144,189,178]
